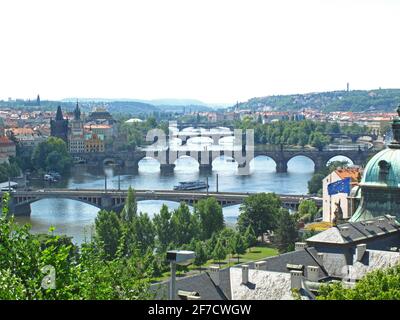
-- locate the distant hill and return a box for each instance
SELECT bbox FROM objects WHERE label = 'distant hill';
[61,98,213,114]
[234,89,400,112]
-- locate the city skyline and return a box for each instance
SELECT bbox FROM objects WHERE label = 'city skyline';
[1,0,400,104]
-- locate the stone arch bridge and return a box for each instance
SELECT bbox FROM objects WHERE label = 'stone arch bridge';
[72,147,377,174]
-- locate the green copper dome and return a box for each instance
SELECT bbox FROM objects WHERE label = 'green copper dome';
[361,148,400,188]
[350,105,400,222]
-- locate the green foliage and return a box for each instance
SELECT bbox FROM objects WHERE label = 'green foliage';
[153,204,174,253]
[318,264,400,300]
[0,157,21,182]
[297,199,319,223]
[194,197,224,240]
[238,193,282,241]
[243,225,257,251]
[171,202,200,246]
[274,208,298,253]
[32,137,72,174]
[193,240,208,269]
[0,194,152,299]
[230,233,246,263]
[95,210,123,259]
[237,89,400,112]
[120,186,137,222]
[212,239,227,266]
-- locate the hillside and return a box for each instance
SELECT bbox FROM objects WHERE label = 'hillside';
[234,89,400,112]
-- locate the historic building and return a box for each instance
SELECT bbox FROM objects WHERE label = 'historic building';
[50,106,68,143]
[84,132,105,153]
[0,118,16,164]
[322,167,362,223]
[68,102,85,153]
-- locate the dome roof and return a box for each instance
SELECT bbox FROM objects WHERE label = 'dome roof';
[361,105,400,188]
[361,147,400,188]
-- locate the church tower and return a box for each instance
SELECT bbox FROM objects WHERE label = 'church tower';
[68,101,85,153]
[50,106,69,143]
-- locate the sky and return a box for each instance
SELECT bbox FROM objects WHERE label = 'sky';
[0,0,399,104]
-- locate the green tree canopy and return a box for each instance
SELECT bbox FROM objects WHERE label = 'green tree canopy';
[238,193,282,242]
[194,197,224,240]
[274,208,298,253]
[32,137,72,174]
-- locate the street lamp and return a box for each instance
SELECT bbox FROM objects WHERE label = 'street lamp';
[166,250,195,300]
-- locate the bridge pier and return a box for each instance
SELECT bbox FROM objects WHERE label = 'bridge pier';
[9,202,31,217]
[199,164,212,175]
[125,160,139,173]
[276,161,288,173]
[160,164,175,175]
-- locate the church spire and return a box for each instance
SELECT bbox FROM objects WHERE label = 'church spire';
[389,105,400,149]
[55,105,64,121]
[74,100,81,120]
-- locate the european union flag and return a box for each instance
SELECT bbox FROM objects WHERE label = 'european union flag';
[328,177,351,196]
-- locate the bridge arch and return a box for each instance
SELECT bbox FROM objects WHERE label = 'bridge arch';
[174,155,199,171]
[326,155,354,167]
[287,155,315,173]
[249,155,277,173]
[103,158,117,166]
[212,155,238,172]
[138,156,161,172]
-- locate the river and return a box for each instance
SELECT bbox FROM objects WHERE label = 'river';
[14,154,352,245]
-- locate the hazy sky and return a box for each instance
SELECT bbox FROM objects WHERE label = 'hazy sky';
[0,0,399,104]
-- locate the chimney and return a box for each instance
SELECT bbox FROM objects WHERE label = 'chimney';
[290,270,303,290]
[377,218,386,228]
[208,266,220,287]
[255,261,266,271]
[340,226,350,237]
[306,266,320,282]
[355,244,367,262]
[295,242,308,251]
[241,265,249,284]
[316,252,324,266]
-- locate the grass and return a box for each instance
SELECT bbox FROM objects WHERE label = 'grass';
[151,244,279,283]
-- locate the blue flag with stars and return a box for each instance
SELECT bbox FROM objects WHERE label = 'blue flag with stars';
[328,177,351,195]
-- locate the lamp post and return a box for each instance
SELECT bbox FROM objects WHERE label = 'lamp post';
[166,250,195,300]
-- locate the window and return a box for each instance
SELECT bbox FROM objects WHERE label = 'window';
[378,160,390,182]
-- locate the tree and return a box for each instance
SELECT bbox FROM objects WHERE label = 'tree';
[32,137,72,173]
[120,186,137,222]
[230,233,246,263]
[193,240,208,271]
[0,193,154,300]
[297,199,319,223]
[171,202,200,246]
[274,209,298,253]
[194,197,224,240]
[153,204,174,252]
[310,132,330,151]
[238,193,282,242]
[318,264,400,300]
[244,225,257,252]
[212,239,226,267]
[133,213,155,254]
[94,210,123,259]
[308,173,325,195]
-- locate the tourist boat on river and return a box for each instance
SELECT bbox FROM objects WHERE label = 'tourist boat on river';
[173,180,209,190]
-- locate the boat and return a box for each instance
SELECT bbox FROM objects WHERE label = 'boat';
[173,180,209,190]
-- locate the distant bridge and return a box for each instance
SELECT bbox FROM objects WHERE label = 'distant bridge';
[71,146,378,174]
[3,189,322,216]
